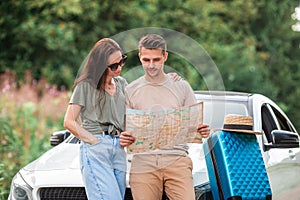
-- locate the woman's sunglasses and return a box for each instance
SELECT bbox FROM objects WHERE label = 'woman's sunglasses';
[107,55,127,71]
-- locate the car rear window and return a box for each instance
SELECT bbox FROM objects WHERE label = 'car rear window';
[199,100,249,130]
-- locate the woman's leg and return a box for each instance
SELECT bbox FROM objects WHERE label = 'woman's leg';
[80,135,123,200]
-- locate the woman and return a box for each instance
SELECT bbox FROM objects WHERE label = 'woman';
[64,38,128,200]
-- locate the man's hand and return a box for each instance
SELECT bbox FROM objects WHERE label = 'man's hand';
[197,124,210,139]
[120,131,136,147]
[188,124,210,144]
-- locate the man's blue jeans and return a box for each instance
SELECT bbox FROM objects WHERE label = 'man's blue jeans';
[80,134,126,200]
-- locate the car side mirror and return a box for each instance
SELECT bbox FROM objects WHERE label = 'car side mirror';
[264,130,299,150]
[50,130,71,146]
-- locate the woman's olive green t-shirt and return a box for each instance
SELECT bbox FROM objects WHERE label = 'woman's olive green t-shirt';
[69,76,127,135]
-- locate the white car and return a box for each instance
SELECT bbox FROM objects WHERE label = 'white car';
[9,91,300,200]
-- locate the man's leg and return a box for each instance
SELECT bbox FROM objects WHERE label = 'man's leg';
[163,155,195,200]
[129,154,164,200]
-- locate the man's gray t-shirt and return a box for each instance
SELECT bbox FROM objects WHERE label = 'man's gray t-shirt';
[70,76,127,135]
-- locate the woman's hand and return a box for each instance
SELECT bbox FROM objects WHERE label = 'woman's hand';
[120,131,136,147]
[168,72,184,81]
[89,137,100,145]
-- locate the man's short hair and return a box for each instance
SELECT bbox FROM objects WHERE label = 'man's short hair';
[138,34,167,54]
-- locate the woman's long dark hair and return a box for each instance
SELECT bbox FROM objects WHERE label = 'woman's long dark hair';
[73,38,122,90]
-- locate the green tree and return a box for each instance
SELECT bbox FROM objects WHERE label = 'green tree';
[250,0,300,128]
[0,0,131,89]
[1,0,299,128]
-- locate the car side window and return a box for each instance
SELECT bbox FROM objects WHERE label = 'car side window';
[261,103,296,143]
[261,105,277,143]
[269,105,295,132]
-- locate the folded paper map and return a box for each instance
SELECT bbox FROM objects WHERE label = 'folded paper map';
[125,102,203,153]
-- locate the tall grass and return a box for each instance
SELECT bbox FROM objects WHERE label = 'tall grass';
[0,70,70,199]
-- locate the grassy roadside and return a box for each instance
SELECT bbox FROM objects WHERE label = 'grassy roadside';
[0,71,69,199]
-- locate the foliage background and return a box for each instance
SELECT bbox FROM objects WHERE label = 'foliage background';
[0,0,299,199]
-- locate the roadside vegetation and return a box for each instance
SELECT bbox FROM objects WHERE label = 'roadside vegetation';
[0,71,68,199]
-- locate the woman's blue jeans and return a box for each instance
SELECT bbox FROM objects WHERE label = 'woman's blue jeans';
[80,134,126,200]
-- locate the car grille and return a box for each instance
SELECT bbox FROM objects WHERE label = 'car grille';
[39,187,134,200]
[39,187,87,200]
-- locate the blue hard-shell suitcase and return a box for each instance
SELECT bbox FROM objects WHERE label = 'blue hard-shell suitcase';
[203,130,272,200]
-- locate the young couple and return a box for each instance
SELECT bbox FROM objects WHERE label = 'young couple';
[64,34,210,200]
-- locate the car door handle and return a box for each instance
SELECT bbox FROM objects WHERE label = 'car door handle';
[288,149,296,159]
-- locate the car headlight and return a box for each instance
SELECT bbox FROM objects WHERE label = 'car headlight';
[9,172,33,200]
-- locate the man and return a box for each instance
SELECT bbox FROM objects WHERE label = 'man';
[120,34,210,200]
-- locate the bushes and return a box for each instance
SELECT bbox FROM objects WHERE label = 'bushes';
[0,71,69,199]
[0,120,23,199]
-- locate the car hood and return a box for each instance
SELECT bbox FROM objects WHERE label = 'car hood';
[20,143,84,187]
[24,143,80,171]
